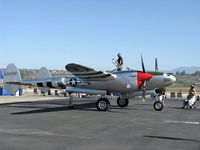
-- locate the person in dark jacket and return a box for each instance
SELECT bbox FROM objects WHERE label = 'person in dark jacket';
[117,53,123,71]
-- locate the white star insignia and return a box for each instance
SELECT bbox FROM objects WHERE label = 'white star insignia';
[70,78,77,86]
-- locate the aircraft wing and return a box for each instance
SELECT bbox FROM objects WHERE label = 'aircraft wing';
[65,63,116,81]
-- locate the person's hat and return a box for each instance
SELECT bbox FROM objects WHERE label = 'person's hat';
[191,85,195,88]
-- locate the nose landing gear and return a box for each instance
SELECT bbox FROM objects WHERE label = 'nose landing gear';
[153,101,164,111]
[153,89,166,111]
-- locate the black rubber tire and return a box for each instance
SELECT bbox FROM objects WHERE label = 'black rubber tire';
[153,101,164,111]
[117,97,129,107]
[96,98,110,111]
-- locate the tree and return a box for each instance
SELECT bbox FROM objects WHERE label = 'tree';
[192,71,200,76]
[180,70,186,75]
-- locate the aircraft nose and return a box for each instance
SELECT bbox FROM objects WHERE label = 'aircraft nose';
[165,74,176,84]
[170,75,176,83]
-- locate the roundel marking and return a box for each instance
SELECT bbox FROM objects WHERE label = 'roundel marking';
[70,78,78,86]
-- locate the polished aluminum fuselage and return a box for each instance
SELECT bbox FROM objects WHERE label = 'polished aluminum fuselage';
[21,70,176,95]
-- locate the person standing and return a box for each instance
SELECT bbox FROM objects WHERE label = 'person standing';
[117,53,123,71]
[188,85,197,108]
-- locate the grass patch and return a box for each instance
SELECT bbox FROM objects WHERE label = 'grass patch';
[166,86,200,94]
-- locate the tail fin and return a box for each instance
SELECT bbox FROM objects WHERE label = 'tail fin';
[37,67,52,79]
[37,67,51,94]
[4,63,21,94]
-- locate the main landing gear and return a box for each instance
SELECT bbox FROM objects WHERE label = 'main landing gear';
[117,97,129,107]
[96,98,110,111]
[96,97,130,111]
[68,93,74,108]
[67,93,111,111]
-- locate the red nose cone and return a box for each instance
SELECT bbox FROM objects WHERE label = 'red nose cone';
[137,72,153,81]
[137,72,153,88]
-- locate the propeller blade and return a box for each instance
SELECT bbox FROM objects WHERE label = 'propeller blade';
[155,57,158,72]
[141,54,145,73]
[142,80,146,101]
[138,80,144,90]
[138,80,146,90]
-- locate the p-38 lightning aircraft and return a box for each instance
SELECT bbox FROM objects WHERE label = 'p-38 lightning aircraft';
[3,56,176,111]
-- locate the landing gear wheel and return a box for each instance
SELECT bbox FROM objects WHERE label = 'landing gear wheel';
[153,101,164,111]
[96,98,110,111]
[117,97,129,107]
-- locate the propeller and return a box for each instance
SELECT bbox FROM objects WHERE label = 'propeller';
[142,80,147,101]
[140,54,147,101]
[155,57,158,72]
[138,55,152,101]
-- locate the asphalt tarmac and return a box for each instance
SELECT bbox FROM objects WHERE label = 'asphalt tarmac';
[0,96,199,150]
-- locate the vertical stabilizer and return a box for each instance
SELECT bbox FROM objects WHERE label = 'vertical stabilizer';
[37,67,52,79]
[37,67,51,94]
[4,63,21,94]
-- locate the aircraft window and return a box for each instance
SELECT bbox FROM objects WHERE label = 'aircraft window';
[166,73,173,76]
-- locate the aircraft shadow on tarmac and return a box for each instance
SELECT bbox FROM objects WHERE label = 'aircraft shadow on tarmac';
[9,104,149,115]
[1,99,155,115]
[144,135,200,143]
[9,101,98,115]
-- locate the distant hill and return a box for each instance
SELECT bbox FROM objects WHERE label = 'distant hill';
[167,66,200,74]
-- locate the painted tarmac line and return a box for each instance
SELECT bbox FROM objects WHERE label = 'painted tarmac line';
[164,120,200,125]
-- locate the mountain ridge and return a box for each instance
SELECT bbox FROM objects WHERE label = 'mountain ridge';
[166,66,200,74]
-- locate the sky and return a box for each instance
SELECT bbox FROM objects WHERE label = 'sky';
[0,0,200,71]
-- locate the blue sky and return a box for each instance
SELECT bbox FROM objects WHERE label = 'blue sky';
[0,0,200,71]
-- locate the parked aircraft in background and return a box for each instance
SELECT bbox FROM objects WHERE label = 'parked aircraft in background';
[3,56,176,111]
